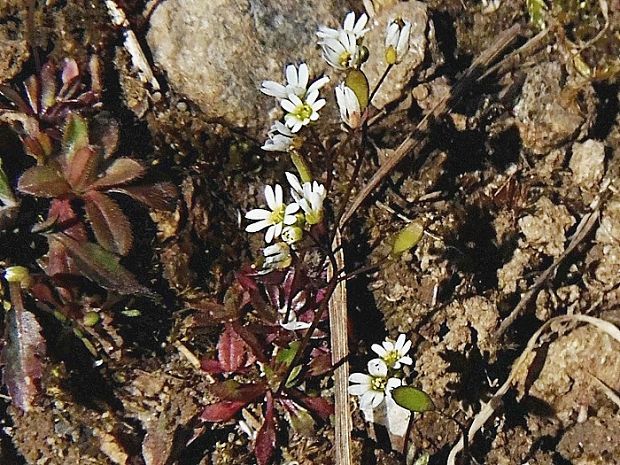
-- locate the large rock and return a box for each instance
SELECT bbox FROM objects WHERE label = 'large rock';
[147,0,352,136]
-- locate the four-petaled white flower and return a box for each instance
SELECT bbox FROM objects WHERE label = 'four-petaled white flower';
[385,19,412,65]
[348,359,402,409]
[245,184,300,243]
[317,11,369,41]
[319,30,359,70]
[286,172,326,225]
[371,333,413,369]
[260,63,329,101]
[281,91,326,133]
[335,83,362,129]
[262,121,297,152]
[263,241,293,270]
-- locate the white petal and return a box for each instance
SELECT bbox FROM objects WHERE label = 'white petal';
[285,203,300,215]
[386,377,402,390]
[371,344,387,357]
[273,222,283,238]
[349,373,371,384]
[369,391,385,408]
[286,64,297,87]
[401,340,412,355]
[399,356,413,365]
[274,184,283,205]
[305,90,319,106]
[260,81,287,98]
[286,172,303,194]
[386,23,399,47]
[354,14,368,34]
[307,76,329,95]
[281,99,297,113]
[245,208,270,220]
[343,12,355,31]
[265,225,276,243]
[312,98,326,112]
[382,340,395,352]
[298,63,309,89]
[348,384,370,396]
[368,359,388,377]
[246,219,270,233]
[265,185,276,210]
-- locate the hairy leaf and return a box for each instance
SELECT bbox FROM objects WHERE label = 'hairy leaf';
[62,113,89,166]
[45,199,86,277]
[65,146,100,192]
[109,183,178,211]
[84,191,133,255]
[210,380,266,402]
[0,84,33,115]
[40,60,58,113]
[391,386,434,413]
[59,58,79,99]
[51,233,153,296]
[17,162,71,197]
[0,289,46,412]
[255,391,276,465]
[217,322,250,373]
[90,158,145,190]
[200,400,247,423]
[293,394,333,421]
[23,75,40,115]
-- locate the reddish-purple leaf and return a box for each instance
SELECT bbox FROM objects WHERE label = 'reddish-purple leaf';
[217,322,249,373]
[200,400,247,423]
[45,200,86,277]
[0,84,33,114]
[200,358,225,374]
[50,233,154,296]
[23,75,40,114]
[65,146,100,192]
[0,287,46,412]
[84,191,133,255]
[210,380,266,402]
[90,158,145,190]
[109,183,178,211]
[255,391,276,465]
[308,346,332,377]
[293,393,333,421]
[59,58,79,98]
[17,162,71,197]
[232,321,268,363]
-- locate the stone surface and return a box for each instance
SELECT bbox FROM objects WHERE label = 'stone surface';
[514,62,597,154]
[569,139,606,192]
[362,1,428,109]
[147,0,352,136]
[517,197,575,257]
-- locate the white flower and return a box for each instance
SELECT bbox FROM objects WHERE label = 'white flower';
[281,225,303,245]
[319,30,359,70]
[263,241,292,270]
[317,11,369,41]
[348,359,402,409]
[260,63,329,101]
[385,19,412,65]
[245,184,300,243]
[286,172,326,225]
[281,91,326,133]
[278,293,311,331]
[335,83,362,129]
[262,121,296,152]
[371,333,413,369]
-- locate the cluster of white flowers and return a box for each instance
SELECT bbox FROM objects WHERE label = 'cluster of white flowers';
[260,63,329,151]
[317,12,368,71]
[348,333,412,409]
[245,173,326,270]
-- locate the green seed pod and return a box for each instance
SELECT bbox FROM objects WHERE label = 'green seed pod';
[358,45,370,65]
[385,46,398,65]
[344,69,370,110]
[83,311,100,327]
[391,222,424,258]
[4,266,31,288]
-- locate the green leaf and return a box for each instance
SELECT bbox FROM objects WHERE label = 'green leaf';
[62,113,89,166]
[50,233,154,296]
[0,158,18,206]
[276,340,300,367]
[391,222,424,258]
[391,386,434,413]
[345,69,369,110]
[526,0,548,29]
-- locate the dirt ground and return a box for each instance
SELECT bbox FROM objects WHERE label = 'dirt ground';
[0,0,619,464]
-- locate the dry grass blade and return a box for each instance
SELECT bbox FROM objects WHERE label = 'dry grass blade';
[328,229,353,465]
[496,208,600,337]
[339,24,521,228]
[590,374,620,410]
[447,314,620,465]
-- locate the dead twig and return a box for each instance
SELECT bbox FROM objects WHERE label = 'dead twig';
[339,23,521,228]
[328,229,353,465]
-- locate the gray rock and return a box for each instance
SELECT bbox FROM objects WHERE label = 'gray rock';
[569,139,606,192]
[362,1,428,109]
[147,0,352,136]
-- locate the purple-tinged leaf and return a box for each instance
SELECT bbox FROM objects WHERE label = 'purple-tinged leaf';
[23,133,53,161]
[84,191,133,255]
[40,60,58,113]
[62,113,89,166]
[65,146,100,192]
[200,400,247,423]
[210,380,266,402]
[255,391,276,465]
[0,284,46,412]
[308,346,332,377]
[50,233,154,296]
[47,198,87,241]
[0,84,33,115]
[280,399,315,437]
[109,183,178,211]
[232,321,268,363]
[288,389,333,421]
[17,162,71,197]
[217,322,250,374]
[23,75,40,115]
[59,58,79,98]
[90,158,145,190]
[200,358,225,374]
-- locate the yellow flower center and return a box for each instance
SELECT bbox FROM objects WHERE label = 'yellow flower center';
[383,350,400,367]
[269,205,285,224]
[339,51,352,67]
[370,376,387,392]
[293,103,313,122]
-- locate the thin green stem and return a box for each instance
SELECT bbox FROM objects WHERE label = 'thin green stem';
[368,64,394,107]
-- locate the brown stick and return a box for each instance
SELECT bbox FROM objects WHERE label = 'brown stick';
[339,24,522,228]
